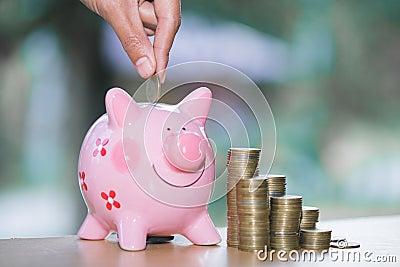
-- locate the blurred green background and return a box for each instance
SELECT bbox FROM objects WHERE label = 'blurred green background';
[0,0,399,237]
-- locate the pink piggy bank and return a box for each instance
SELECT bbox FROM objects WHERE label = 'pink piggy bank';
[77,86,221,251]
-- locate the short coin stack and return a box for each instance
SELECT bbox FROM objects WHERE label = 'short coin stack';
[267,174,286,207]
[267,174,286,198]
[270,195,302,250]
[226,148,261,248]
[237,177,269,252]
[300,206,319,230]
[300,229,332,250]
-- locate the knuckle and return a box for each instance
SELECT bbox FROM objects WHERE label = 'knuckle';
[123,36,144,54]
[159,16,181,32]
[170,16,181,31]
[96,3,114,22]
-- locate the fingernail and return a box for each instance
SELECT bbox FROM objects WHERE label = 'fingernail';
[135,57,153,78]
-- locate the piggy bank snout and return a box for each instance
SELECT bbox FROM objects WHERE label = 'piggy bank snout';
[163,132,206,172]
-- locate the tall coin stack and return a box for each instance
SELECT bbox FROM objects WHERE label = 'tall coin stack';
[226,148,261,248]
[270,195,302,250]
[300,229,332,250]
[237,177,269,252]
[300,206,319,230]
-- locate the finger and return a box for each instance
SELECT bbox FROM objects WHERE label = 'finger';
[153,0,181,76]
[145,27,156,36]
[139,1,157,31]
[104,0,156,78]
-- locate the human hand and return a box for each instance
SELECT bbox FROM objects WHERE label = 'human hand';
[81,0,181,79]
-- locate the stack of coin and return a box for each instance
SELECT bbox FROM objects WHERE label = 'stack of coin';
[227,148,261,178]
[270,195,302,250]
[300,206,319,230]
[226,148,261,248]
[300,229,332,250]
[237,177,269,252]
[267,174,286,198]
[270,233,300,250]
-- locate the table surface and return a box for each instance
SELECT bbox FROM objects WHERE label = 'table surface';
[1,215,399,267]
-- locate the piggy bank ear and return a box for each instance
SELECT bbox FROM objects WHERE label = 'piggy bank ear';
[106,88,139,128]
[178,87,212,125]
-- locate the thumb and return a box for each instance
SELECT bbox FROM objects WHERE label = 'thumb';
[105,1,156,78]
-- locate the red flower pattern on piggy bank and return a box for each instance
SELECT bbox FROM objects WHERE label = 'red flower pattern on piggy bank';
[79,171,88,191]
[101,190,121,210]
[93,138,109,157]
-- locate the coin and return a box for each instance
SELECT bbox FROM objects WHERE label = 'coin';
[331,236,347,242]
[145,74,161,103]
[330,241,361,249]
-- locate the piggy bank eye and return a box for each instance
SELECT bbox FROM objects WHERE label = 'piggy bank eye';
[167,128,171,131]
[182,127,186,131]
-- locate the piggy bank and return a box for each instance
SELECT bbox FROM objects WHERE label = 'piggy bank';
[77,87,221,251]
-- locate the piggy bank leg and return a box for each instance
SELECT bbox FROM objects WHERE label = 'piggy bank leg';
[183,213,222,245]
[116,218,147,251]
[78,213,110,240]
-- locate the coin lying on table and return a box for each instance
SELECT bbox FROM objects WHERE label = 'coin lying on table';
[330,240,361,249]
